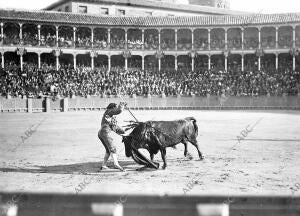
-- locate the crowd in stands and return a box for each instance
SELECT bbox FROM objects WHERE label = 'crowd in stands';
[75,33,92,48]
[40,33,56,47]
[110,34,126,49]
[210,35,225,50]
[127,38,143,49]
[1,61,299,99]
[194,38,209,50]
[144,34,159,50]
[178,38,192,50]
[3,33,20,45]
[262,36,276,48]
[279,35,293,48]
[244,37,259,49]
[22,32,39,46]
[2,28,295,52]
[228,37,242,49]
[58,35,73,48]
[161,38,175,50]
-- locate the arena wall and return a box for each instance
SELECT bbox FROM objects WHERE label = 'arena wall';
[1,96,299,113]
[0,193,299,216]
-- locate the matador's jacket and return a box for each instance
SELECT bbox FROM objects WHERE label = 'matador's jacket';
[98,104,125,153]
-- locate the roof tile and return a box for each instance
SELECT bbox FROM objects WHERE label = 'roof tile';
[0,9,300,28]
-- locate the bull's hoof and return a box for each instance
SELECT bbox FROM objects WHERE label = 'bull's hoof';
[100,166,109,171]
[136,165,158,171]
[199,156,204,160]
[162,165,167,170]
[136,166,148,171]
[186,153,193,160]
[114,165,125,172]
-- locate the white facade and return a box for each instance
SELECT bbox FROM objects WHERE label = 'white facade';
[67,2,206,16]
[46,0,237,17]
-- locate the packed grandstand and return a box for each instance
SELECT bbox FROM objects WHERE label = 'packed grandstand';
[0,9,300,99]
[1,63,299,98]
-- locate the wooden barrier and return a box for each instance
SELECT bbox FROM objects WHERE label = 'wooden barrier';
[0,193,299,216]
[0,96,300,113]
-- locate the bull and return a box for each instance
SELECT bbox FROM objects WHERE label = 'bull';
[122,117,203,169]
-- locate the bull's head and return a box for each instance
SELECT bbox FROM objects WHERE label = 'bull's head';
[122,136,133,157]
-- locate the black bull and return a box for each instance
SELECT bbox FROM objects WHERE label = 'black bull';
[122,117,203,169]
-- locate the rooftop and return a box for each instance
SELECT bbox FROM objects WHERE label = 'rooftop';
[1,9,300,27]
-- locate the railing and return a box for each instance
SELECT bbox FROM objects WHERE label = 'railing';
[0,96,299,113]
[0,193,299,216]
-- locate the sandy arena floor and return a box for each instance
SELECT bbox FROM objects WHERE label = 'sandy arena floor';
[0,110,299,196]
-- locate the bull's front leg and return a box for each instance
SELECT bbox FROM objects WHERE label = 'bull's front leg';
[182,140,193,160]
[160,148,167,169]
[183,142,188,157]
[190,141,204,160]
[150,153,154,161]
[151,133,168,169]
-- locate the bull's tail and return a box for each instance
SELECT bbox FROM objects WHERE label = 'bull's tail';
[185,117,198,136]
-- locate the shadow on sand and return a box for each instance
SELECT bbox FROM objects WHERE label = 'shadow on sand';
[0,160,157,175]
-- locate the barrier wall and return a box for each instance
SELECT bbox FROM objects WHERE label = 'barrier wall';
[0,193,299,216]
[1,96,300,113]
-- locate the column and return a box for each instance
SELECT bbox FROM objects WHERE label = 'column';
[293,55,296,70]
[241,27,244,50]
[191,56,195,72]
[125,28,128,49]
[275,53,278,70]
[17,48,26,71]
[56,55,59,70]
[241,54,244,71]
[175,55,178,70]
[175,29,177,50]
[208,28,211,50]
[293,26,296,48]
[19,23,23,42]
[20,54,23,71]
[1,22,4,40]
[158,28,161,50]
[258,56,261,70]
[191,28,194,50]
[54,49,61,71]
[158,58,161,71]
[91,57,94,69]
[73,27,76,47]
[125,57,128,70]
[38,52,41,69]
[38,25,41,46]
[208,54,211,70]
[91,52,96,70]
[56,26,59,47]
[91,27,94,48]
[108,28,111,49]
[275,26,278,49]
[108,55,111,71]
[1,52,4,69]
[225,28,228,50]
[142,29,145,50]
[73,54,77,69]
[258,27,261,49]
[225,56,228,71]
[142,55,145,70]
